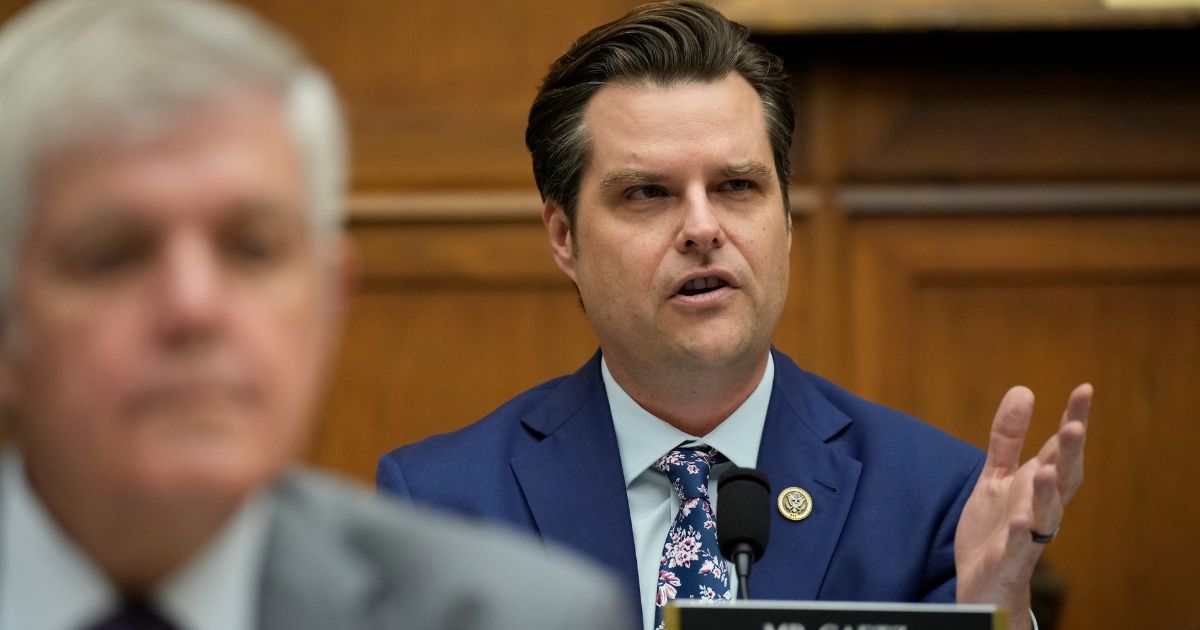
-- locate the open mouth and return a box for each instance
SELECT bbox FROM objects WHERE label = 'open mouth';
[677,276,729,297]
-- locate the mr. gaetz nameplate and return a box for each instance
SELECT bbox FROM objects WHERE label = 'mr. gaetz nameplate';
[665,600,1005,630]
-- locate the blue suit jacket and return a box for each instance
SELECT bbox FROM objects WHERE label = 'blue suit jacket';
[378,349,984,622]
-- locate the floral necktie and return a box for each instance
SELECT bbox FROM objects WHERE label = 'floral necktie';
[653,446,731,630]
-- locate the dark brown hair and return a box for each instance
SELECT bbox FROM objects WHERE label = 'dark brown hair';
[525,1,794,228]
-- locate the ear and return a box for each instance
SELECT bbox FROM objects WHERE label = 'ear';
[542,201,578,283]
[313,235,355,370]
[327,235,355,332]
[785,209,793,252]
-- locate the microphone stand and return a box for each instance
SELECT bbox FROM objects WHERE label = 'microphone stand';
[717,466,770,602]
[730,541,755,600]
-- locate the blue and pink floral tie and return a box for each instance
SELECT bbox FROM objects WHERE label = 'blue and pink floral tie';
[653,446,731,630]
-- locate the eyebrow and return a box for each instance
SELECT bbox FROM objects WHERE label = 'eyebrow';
[597,160,775,192]
[226,199,291,224]
[598,167,667,193]
[53,198,294,246]
[723,159,773,180]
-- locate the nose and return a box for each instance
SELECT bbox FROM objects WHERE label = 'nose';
[155,233,224,345]
[674,191,725,254]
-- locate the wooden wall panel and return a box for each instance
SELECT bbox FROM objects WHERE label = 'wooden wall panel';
[769,29,1200,184]
[772,213,819,367]
[713,0,1200,32]
[314,283,598,483]
[311,220,591,482]
[912,281,1199,628]
[849,215,1200,407]
[238,0,643,190]
[848,214,1200,628]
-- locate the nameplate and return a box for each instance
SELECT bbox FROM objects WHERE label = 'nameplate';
[665,600,1005,630]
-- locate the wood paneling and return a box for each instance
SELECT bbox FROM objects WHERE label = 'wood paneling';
[849,215,1200,406]
[239,0,644,190]
[310,218,588,483]
[713,0,1200,32]
[848,214,1200,628]
[768,29,1200,183]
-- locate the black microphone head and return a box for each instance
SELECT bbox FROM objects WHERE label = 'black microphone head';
[717,467,771,562]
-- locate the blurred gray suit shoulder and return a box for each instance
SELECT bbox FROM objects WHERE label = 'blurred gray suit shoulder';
[260,468,631,630]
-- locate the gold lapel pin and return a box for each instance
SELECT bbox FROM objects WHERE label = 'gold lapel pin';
[777,487,813,522]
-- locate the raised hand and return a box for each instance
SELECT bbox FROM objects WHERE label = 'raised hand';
[954,384,1091,629]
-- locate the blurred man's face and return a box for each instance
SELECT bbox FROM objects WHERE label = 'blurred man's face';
[547,74,791,377]
[0,93,341,507]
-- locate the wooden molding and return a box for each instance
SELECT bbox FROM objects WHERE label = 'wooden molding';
[348,190,544,222]
[838,182,1200,215]
[709,0,1200,33]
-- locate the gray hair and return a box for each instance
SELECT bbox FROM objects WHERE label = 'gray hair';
[0,0,347,311]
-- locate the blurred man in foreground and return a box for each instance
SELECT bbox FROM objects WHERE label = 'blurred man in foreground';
[378,3,1091,630]
[0,1,627,628]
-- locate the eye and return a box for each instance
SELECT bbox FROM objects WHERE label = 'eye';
[227,235,273,262]
[55,228,152,281]
[719,179,757,193]
[625,185,669,201]
[224,229,288,267]
[82,242,146,275]
[219,204,299,268]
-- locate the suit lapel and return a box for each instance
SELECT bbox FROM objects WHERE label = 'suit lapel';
[257,477,373,630]
[510,353,643,620]
[752,350,862,601]
[507,350,864,610]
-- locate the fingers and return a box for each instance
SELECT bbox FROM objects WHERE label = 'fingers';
[1022,384,1092,534]
[1030,463,1061,542]
[1062,383,1093,429]
[1056,383,1091,501]
[984,386,1035,473]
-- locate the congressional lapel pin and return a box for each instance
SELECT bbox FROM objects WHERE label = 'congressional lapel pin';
[777,486,813,522]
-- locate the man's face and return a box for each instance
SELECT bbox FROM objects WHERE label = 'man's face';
[546,74,791,377]
[0,94,343,506]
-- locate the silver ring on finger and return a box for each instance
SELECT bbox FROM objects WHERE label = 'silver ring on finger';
[1031,527,1059,544]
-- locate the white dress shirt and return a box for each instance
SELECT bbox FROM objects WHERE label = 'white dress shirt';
[0,451,272,630]
[603,354,774,630]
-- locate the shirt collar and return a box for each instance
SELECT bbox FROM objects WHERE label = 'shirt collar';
[157,486,273,630]
[0,449,272,630]
[1,449,114,630]
[603,352,774,486]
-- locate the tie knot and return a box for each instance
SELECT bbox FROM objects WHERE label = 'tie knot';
[654,447,721,500]
[85,600,178,630]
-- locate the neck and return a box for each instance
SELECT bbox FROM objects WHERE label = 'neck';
[25,461,240,594]
[605,349,770,436]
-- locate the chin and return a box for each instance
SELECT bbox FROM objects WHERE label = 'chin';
[125,434,290,506]
[667,321,759,360]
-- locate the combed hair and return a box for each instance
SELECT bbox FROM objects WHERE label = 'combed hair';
[525,1,794,227]
[0,0,346,309]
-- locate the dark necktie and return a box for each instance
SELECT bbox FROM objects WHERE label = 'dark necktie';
[652,446,732,630]
[83,600,178,630]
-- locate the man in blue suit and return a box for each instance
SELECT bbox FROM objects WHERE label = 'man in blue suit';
[379,3,1091,630]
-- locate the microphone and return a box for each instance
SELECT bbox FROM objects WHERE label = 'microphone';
[717,467,771,600]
